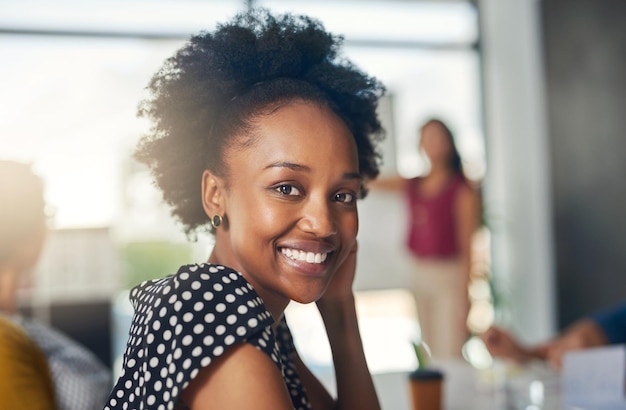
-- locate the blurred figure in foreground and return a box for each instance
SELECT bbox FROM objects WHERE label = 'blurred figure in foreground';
[482,301,626,369]
[373,118,481,358]
[0,160,111,410]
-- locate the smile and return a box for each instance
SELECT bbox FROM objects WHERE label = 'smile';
[280,248,329,264]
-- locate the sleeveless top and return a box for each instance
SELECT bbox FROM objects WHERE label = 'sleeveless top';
[104,263,311,410]
[405,174,466,259]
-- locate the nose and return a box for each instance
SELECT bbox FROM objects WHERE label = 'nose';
[299,197,337,238]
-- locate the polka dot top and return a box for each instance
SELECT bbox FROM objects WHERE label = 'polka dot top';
[104,263,311,410]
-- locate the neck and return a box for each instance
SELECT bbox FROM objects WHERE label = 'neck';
[428,161,455,176]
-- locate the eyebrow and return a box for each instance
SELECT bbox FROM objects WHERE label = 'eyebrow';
[265,162,362,181]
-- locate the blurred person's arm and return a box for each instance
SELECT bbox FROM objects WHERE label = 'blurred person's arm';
[0,316,56,410]
[366,174,406,191]
[482,317,609,370]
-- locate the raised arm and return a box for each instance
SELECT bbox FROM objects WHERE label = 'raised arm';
[313,243,381,410]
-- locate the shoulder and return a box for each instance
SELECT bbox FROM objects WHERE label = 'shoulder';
[0,315,55,407]
[112,264,278,407]
[130,263,274,343]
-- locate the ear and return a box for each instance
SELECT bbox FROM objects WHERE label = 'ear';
[201,169,225,218]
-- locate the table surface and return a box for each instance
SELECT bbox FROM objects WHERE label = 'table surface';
[373,359,564,410]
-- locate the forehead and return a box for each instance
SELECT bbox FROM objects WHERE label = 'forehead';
[226,102,359,173]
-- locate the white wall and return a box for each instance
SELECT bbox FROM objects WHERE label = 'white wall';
[478,0,556,342]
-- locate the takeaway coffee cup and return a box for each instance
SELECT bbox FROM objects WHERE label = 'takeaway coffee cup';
[408,368,444,410]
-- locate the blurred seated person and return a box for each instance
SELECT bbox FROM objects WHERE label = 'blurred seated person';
[481,301,626,369]
[0,314,55,409]
[0,160,111,410]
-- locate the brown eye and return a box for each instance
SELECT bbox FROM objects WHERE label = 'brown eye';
[334,192,355,204]
[276,184,301,196]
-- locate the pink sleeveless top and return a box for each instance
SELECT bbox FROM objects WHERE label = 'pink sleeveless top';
[405,174,466,259]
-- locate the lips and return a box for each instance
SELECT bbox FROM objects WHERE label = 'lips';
[280,247,328,264]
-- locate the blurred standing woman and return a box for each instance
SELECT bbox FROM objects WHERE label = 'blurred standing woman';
[105,9,384,410]
[374,118,480,359]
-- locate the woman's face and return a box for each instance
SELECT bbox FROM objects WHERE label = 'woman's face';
[212,101,360,307]
[419,122,453,163]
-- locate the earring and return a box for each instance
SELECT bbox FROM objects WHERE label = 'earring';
[211,214,222,229]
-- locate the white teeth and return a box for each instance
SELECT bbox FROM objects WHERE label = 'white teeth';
[281,248,328,264]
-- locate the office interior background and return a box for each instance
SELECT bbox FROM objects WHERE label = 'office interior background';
[2,0,626,383]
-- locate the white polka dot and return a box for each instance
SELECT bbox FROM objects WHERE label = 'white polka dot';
[183,312,194,322]
[203,335,214,346]
[168,295,177,304]
[152,320,161,331]
[248,318,258,327]
[180,272,189,280]
[169,316,178,326]
[216,303,226,312]
[237,305,248,314]
[227,314,237,325]
[176,372,184,383]
[146,334,155,344]
[209,266,219,273]
[182,291,192,300]
[236,326,246,336]
[116,390,124,398]
[157,344,165,354]
[229,273,239,280]
[169,363,176,374]
[194,301,204,311]
[225,335,235,345]
[173,348,182,360]
[259,338,267,347]
[201,357,211,367]
[125,380,132,389]
[182,335,193,346]
[191,281,201,290]
[149,357,159,368]
[147,395,156,405]
[163,330,172,341]
[225,294,236,303]
[213,346,224,356]
[213,283,223,292]
[190,368,199,379]
[163,285,171,295]
[192,346,203,357]
[204,313,215,323]
[175,324,183,335]
[159,307,167,317]
[201,273,210,280]
[216,325,226,335]
[160,367,168,378]
[182,358,192,370]
[174,301,183,312]
[127,358,136,368]
[203,291,214,301]
[154,380,163,391]
[222,276,231,284]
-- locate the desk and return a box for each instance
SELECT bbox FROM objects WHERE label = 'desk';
[373,359,562,410]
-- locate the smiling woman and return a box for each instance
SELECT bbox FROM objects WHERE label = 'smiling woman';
[105,8,385,410]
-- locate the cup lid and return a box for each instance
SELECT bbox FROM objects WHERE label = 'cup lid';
[409,368,444,381]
